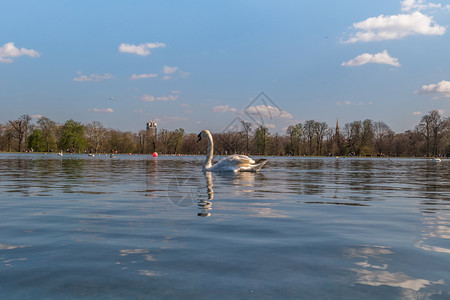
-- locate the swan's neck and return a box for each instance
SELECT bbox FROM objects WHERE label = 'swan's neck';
[203,131,214,170]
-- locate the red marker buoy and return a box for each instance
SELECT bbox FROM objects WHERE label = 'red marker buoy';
[152,152,158,157]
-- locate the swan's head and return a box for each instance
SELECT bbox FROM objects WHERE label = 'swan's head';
[197,129,211,142]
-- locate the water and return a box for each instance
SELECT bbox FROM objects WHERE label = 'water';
[0,153,449,299]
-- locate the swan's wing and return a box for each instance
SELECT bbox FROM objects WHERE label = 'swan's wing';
[228,155,255,165]
[210,155,267,172]
[209,155,252,171]
[238,158,268,172]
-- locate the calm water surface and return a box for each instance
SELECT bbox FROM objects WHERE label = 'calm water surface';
[0,153,449,299]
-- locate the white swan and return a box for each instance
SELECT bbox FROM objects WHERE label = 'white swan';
[197,129,268,172]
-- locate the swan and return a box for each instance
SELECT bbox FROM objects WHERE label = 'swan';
[197,129,268,172]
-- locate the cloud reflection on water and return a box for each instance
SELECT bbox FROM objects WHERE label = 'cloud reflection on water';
[345,245,444,296]
[416,211,450,254]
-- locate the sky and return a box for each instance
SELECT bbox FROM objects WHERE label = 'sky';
[1,0,450,134]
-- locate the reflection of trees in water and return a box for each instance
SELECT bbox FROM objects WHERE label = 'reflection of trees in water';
[0,157,84,196]
[412,161,450,255]
[416,162,450,254]
[282,158,379,201]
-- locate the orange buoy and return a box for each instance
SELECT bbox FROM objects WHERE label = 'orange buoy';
[152,152,158,157]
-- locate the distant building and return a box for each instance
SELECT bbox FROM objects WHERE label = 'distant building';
[146,121,157,136]
[334,118,344,156]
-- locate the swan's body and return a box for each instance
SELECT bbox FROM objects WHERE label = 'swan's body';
[198,129,267,172]
[432,157,441,162]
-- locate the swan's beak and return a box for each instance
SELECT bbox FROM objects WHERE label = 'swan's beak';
[197,133,202,142]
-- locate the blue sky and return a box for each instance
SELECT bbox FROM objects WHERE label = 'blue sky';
[1,0,449,134]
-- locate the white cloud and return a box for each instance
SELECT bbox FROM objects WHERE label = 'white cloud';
[163,66,178,74]
[156,94,178,101]
[118,42,166,56]
[244,105,293,119]
[401,0,442,12]
[343,12,445,43]
[141,95,155,102]
[31,114,42,119]
[130,73,157,80]
[141,91,179,102]
[0,42,40,63]
[345,101,351,105]
[419,80,450,97]
[413,111,422,115]
[74,72,113,82]
[154,116,189,124]
[342,50,400,67]
[162,66,189,80]
[213,105,238,113]
[92,108,114,113]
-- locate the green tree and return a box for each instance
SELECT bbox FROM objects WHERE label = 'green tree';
[361,119,374,155]
[169,128,184,154]
[58,119,87,152]
[37,117,57,152]
[241,121,252,154]
[27,129,47,152]
[254,125,269,155]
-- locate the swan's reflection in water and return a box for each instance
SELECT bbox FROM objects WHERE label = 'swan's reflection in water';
[196,171,265,217]
[197,172,214,217]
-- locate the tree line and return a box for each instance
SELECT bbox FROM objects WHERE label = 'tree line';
[1,110,449,157]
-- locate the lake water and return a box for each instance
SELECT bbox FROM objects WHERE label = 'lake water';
[0,153,449,299]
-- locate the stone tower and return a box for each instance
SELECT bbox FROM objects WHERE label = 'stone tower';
[146,121,157,136]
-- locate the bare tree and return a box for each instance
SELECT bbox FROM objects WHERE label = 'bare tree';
[418,110,445,156]
[85,121,107,153]
[286,123,303,155]
[241,120,252,154]
[373,121,393,155]
[8,115,32,152]
[314,122,328,156]
[304,120,316,155]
